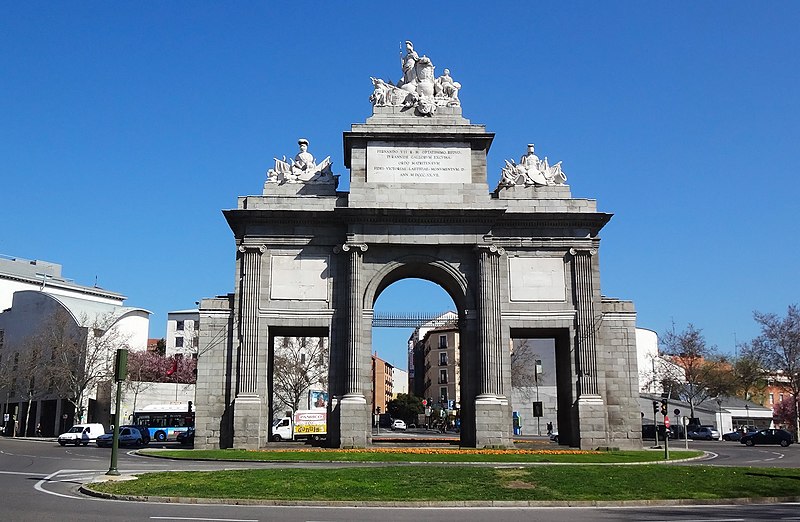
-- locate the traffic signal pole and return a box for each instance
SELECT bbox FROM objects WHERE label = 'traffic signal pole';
[661,398,670,460]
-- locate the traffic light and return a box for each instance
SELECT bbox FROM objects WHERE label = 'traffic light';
[652,401,658,414]
[660,398,668,416]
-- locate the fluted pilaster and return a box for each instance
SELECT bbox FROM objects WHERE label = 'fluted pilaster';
[570,247,599,396]
[238,244,265,395]
[475,244,505,397]
[340,242,368,396]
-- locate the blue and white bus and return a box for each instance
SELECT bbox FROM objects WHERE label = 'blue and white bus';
[132,403,194,442]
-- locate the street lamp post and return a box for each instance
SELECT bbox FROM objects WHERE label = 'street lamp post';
[715,397,723,440]
[745,404,750,430]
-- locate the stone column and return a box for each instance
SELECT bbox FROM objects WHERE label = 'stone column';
[234,244,265,449]
[570,247,606,448]
[337,242,368,447]
[569,248,599,396]
[474,244,511,447]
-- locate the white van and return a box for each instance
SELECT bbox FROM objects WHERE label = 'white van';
[57,423,106,446]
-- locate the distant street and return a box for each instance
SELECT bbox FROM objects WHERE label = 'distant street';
[1,437,799,522]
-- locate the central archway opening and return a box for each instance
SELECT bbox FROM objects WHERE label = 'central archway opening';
[372,278,460,440]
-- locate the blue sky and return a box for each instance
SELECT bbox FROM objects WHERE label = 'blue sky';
[2,3,798,370]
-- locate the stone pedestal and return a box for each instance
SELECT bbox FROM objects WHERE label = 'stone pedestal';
[338,394,369,448]
[577,395,607,449]
[474,395,512,448]
[232,395,263,450]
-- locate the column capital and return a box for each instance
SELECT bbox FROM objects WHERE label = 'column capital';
[569,247,597,257]
[238,244,266,254]
[475,244,506,257]
[335,243,368,254]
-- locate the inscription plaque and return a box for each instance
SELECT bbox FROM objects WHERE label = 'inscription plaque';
[270,255,329,301]
[509,257,566,302]
[367,141,471,183]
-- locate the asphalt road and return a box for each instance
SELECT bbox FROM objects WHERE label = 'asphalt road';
[1,436,798,522]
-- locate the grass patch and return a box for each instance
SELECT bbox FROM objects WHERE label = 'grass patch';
[90,465,800,501]
[140,447,701,463]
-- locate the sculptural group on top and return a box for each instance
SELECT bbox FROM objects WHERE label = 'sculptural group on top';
[266,138,336,185]
[369,41,461,116]
[498,144,568,189]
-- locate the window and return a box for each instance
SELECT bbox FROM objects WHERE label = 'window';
[439,369,447,384]
[175,337,184,348]
[439,352,448,366]
[769,393,774,405]
[440,387,448,402]
[779,393,784,402]
[176,320,185,331]
[438,335,447,348]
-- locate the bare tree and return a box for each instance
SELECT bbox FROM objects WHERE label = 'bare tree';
[751,305,800,438]
[15,337,50,436]
[45,308,131,423]
[730,342,770,403]
[510,339,543,390]
[658,323,731,419]
[272,336,328,413]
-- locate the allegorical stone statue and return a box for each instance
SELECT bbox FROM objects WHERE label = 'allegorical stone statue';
[368,40,462,116]
[266,138,335,185]
[497,144,568,189]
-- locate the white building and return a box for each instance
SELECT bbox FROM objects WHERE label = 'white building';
[0,255,149,436]
[166,309,199,357]
[392,367,409,397]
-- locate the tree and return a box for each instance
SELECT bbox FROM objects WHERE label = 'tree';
[751,305,800,438]
[272,336,328,413]
[773,395,796,429]
[15,337,50,436]
[45,308,131,423]
[386,393,424,423]
[125,350,197,413]
[510,339,543,389]
[730,343,770,403]
[658,323,731,419]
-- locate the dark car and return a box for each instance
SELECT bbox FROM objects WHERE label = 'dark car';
[740,428,794,447]
[177,426,195,446]
[642,424,674,440]
[722,431,744,441]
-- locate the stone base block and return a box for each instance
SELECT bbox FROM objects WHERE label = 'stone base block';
[337,394,369,448]
[232,395,263,450]
[474,395,512,448]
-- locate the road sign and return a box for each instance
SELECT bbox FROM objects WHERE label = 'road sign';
[422,399,427,406]
[664,416,671,428]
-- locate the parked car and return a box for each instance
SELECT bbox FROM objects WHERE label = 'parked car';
[549,431,559,443]
[722,430,745,441]
[177,427,195,446]
[391,419,407,431]
[688,426,720,440]
[740,428,794,447]
[125,424,150,445]
[642,424,675,440]
[96,426,145,447]
[57,423,106,446]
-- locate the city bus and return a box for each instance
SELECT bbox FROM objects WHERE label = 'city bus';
[131,402,194,442]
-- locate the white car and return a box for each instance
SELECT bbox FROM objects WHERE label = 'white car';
[391,419,407,430]
[57,423,106,446]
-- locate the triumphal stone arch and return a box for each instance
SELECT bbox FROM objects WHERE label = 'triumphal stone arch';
[195,42,642,450]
